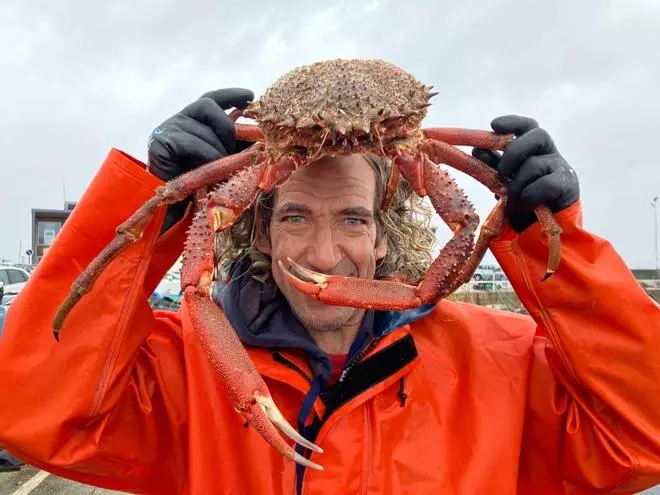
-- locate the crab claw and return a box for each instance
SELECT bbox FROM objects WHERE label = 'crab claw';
[184,289,323,470]
[278,258,425,310]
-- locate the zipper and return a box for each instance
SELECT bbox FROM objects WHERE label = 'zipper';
[273,336,381,387]
[338,337,379,384]
[270,351,318,495]
[359,402,373,494]
[302,335,408,494]
[297,338,380,495]
[273,351,314,383]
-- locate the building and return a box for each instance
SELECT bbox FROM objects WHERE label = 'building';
[31,202,77,264]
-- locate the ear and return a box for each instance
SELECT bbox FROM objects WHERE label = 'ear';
[375,232,388,261]
[255,215,272,256]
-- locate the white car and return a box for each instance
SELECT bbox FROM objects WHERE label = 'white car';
[0,266,30,306]
[154,271,182,298]
[471,267,496,281]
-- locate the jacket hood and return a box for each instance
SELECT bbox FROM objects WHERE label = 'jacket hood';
[217,260,435,382]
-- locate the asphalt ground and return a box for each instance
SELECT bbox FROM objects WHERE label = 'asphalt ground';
[0,466,123,495]
[1,464,659,494]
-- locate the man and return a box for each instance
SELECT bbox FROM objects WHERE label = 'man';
[0,88,658,495]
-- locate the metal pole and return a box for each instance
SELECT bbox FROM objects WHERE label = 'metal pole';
[653,196,659,278]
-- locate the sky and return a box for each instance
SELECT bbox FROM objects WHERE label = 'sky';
[0,0,658,269]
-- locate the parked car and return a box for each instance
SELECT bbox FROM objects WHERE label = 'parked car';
[155,271,182,298]
[471,267,496,281]
[11,263,35,274]
[0,284,6,338]
[0,266,31,306]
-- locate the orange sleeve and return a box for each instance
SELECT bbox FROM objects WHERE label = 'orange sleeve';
[0,149,192,494]
[491,202,660,492]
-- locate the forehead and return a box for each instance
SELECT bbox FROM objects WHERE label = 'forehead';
[274,154,377,208]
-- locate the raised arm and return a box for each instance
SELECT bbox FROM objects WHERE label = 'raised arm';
[0,149,191,492]
[482,115,660,491]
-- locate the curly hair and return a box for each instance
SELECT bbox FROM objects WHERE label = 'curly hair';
[214,154,437,284]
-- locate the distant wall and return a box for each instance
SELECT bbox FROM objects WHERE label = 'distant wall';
[451,285,659,308]
[632,269,660,280]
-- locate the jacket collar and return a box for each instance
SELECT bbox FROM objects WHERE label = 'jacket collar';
[218,260,435,383]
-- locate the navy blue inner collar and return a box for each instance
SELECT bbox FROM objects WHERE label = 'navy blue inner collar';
[217,260,435,381]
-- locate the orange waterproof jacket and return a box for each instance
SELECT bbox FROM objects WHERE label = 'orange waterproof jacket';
[0,149,659,495]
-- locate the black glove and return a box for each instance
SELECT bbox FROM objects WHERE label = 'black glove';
[147,88,254,230]
[148,87,254,181]
[472,115,580,232]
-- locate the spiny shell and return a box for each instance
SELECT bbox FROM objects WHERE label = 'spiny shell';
[249,59,435,155]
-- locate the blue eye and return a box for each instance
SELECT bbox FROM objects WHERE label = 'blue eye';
[286,215,305,224]
[345,217,363,226]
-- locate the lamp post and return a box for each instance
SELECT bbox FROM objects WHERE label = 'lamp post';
[653,196,659,278]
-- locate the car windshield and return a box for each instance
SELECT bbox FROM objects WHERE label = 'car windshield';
[12,264,34,273]
[7,270,27,284]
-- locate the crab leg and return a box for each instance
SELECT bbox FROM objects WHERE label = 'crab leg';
[282,131,561,309]
[398,154,509,297]
[419,138,509,196]
[534,207,562,281]
[235,123,264,142]
[182,193,322,470]
[441,197,507,295]
[53,149,264,338]
[423,127,514,150]
[381,164,400,211]
[382,129,511,211]
[422,139,562,280]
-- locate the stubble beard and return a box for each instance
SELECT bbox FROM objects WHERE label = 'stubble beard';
[291,301,362,333]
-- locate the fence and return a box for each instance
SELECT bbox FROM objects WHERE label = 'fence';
[450,279,660,312]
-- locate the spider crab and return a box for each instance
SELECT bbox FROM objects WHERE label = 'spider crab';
[52,59,561,470]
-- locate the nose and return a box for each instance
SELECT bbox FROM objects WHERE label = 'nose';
[305,224,341,274]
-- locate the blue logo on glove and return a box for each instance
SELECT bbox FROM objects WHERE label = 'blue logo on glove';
[147,127,164,149]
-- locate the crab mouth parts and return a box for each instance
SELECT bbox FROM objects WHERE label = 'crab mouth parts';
[271,131,423,158]
[262,114,424,157]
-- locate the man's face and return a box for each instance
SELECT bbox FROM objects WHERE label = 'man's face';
[256,154,387,333]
